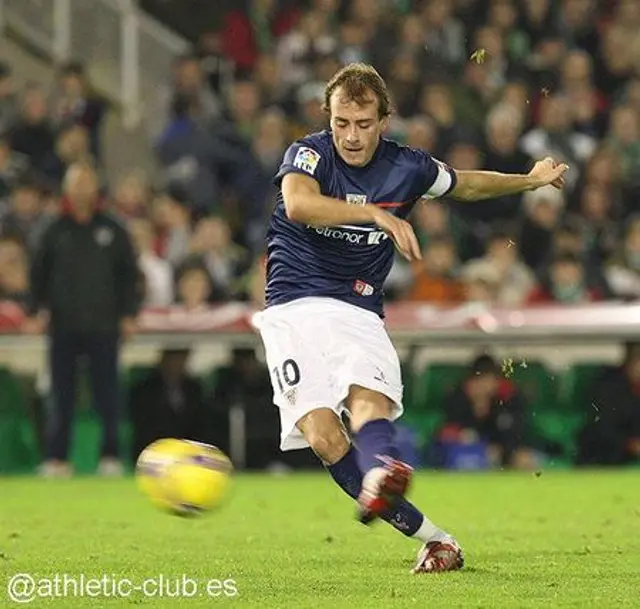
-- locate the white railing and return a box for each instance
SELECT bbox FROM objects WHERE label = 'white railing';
[0,0,190,130]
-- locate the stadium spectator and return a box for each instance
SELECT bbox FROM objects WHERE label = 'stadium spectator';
[462,229,536,306]
[252,53,288,111]
[521,94,597,191]
[420,0,466,74]
[225,79,262,139]
[112,170,150,221]
[480,103,534,221]
[437,354,536,470]
[605,105,640,200]
[0,236,29,307]
[252,107,289,177]
[604,216,640,300]
[221,0,300,73]
[129,348,212,462]
[0,136,29,204]
[518,185,566,272]
[0,174,51,254]
[528,252,604,304]
[0,61,18,136]
[291,83,328,140]
[195,30,235,99]
[413,198,481,262]
[9,84,56,176]
[50,62,106,163]
[403,115,438,153]
[275,9,337,89]
[460,263,501,304]
[405,235,464,304]
[572,184,619,265]
[150,53,222,140]
[25,162,139,478]
[416,82,457,158]
[576,342,640,466]
[42,124,93,188]
[183,216,252,302]
[151,189,192,266]
[175,264,213,310]
[129,218,174,307]
[155,94,224,215]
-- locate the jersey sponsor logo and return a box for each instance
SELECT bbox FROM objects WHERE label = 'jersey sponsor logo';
[309,226,365,243]
[307,225,388,246]
[293,147,321,174]
[353,279,374,296]
[346,193,367,206]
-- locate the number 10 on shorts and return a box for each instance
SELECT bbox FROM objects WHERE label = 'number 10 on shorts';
[272,359,301,405]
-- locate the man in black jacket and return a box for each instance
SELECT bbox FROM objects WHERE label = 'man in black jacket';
[24,161,139,477]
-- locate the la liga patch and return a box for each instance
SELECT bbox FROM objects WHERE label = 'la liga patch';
[293,147,321,175]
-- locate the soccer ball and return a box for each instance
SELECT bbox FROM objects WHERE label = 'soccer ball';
[135,438,233,517]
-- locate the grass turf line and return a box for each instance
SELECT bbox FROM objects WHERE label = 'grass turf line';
[1,470,639,608]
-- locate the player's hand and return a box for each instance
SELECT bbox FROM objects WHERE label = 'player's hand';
[528,157,569,190]
[370,207,422,261]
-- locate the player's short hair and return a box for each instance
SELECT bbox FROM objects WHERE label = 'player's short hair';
[323,63,392,119]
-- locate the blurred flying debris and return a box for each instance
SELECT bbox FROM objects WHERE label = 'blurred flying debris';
[502,357,528,377]
[502,357,514,377]
[507,239,516,248]
[470,48,487,64]
[541,87,550,97]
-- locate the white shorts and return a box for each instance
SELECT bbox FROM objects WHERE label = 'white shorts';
[253,297,404,451]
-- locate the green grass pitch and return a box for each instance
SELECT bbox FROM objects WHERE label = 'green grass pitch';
[1,470,639,608]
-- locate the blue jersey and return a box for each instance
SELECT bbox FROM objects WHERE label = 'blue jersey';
[265,130,457,317]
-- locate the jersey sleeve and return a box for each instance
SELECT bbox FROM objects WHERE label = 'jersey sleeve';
[274,140,328,187]
[415,151,457,199]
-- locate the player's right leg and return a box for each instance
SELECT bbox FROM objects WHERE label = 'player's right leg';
[296,406,463,573]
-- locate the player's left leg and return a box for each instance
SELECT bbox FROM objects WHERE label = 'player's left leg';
[347,385,464,573]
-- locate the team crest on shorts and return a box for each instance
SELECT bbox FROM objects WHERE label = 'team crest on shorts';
[346,193,367,206]
[293,147,321,175]
[283,387,297,406]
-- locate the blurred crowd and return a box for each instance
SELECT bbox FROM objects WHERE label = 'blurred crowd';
[2,0,640,313]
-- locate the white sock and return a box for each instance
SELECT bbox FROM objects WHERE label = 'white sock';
[411,515,448,544]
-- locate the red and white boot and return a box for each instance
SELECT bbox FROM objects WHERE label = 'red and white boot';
[412,536,464,574]
[356,455,413,524]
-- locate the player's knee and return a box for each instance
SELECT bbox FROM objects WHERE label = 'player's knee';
[297,409,349,464]
[347,385,393,432]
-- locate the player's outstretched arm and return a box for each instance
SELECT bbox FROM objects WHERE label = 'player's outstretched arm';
[449,157,569,201]
[282,173,421,261]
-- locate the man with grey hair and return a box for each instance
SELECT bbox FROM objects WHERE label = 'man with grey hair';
[24,161,140,478]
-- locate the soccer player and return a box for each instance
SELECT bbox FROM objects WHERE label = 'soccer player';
[253,63,568,573]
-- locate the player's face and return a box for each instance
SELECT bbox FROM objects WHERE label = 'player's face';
[329,87,388,167]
